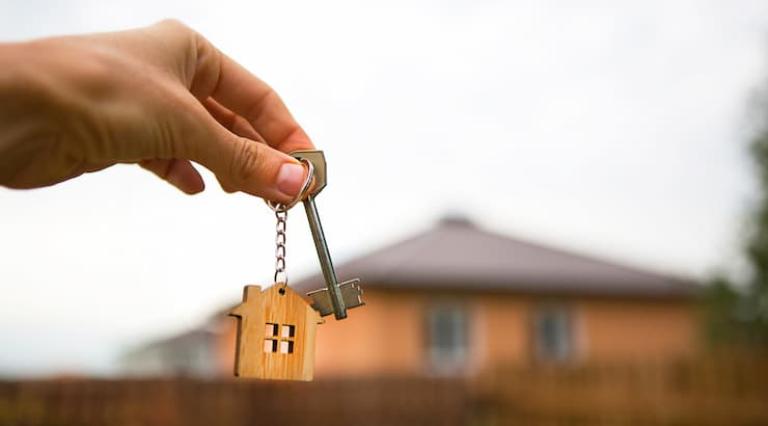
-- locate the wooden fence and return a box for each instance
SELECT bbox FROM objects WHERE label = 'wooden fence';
[478,356,768,425]
[0,357,766,426]
[0,378,470,426]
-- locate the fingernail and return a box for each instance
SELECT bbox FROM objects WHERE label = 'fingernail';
[276,163,305,197]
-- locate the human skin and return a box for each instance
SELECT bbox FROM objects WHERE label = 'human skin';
[0,20,313,203]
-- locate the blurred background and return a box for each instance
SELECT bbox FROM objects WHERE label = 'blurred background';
[2,0,768,424]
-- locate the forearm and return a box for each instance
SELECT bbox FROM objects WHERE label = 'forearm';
[0,41,59,187]
[0,38,114,188]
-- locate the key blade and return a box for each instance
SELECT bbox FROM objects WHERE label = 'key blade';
[303,194,348,319]
[307,279,364,317]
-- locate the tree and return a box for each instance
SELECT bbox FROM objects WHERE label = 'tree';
[705,86,768,347]
[740,93,768,344]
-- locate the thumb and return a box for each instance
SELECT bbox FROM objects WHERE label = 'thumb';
[184,109,308,202]
[214,135,309,202]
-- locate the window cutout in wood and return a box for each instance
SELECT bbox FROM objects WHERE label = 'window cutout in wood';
[279,340,294,354]
[263,339,278,353]
[265,323,278,337]
[281,324,295,338]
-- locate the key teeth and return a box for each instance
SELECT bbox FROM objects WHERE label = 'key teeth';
[307,279,364,318]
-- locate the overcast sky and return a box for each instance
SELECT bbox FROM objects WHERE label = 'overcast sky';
[1,0,768,376]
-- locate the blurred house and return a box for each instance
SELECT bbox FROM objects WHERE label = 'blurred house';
[122,216,700,378]
[121,327,220,377]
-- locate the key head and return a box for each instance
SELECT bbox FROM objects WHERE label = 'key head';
[291,150,326,195]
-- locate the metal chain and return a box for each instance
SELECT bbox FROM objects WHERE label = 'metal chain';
[274,208,288,285]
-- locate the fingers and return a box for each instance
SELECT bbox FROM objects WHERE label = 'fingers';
[182,98,309,202]
[187,29,314,154]
[202,99,305,200]
[203,97,264,143]
[140,21,311,201]
[140,159,205,194]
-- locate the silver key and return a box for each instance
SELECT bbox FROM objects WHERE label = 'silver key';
[291,150,364,319]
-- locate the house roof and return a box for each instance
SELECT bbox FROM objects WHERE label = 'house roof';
[293,216,699,298]
[122,328,218,358]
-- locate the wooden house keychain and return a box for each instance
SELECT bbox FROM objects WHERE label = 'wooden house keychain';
[229,150,364,381]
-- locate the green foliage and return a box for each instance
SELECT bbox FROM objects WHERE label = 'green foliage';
[742,105,768,344]
[706,86,768,347]
[702,276,742,346]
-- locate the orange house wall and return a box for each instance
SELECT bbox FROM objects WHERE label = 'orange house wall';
[578,298,698,362]
[216,288,699,378]
[314,290,424,377]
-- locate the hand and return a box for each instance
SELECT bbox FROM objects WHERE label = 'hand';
[0,20,313,203]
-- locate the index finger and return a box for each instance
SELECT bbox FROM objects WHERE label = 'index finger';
[188,31,314,154]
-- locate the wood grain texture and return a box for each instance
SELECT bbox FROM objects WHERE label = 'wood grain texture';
[229,284,322,381]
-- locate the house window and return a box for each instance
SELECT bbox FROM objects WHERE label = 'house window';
[427,304,469,374]
[534,306,573,362]
[264,323,295,354]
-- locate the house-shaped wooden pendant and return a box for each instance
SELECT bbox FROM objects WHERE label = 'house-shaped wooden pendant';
[229,284,322,381]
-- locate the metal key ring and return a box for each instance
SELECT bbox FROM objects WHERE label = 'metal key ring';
[266,159,315,213]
